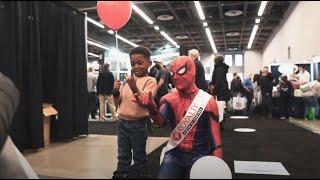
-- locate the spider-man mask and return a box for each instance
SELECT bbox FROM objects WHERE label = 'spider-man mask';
[170,56,196,91]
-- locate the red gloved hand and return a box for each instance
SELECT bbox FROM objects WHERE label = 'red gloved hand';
[212,146,223,158]
[133,91,158,114]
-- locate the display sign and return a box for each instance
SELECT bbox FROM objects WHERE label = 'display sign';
[234,161,290,176]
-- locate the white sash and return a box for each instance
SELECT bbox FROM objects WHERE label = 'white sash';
[160,90,212,164]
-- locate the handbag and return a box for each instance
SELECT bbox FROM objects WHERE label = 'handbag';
[216,98,226,123]
[301,81,316,92]
[233,95,247,110]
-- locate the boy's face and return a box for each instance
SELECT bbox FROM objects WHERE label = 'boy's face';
[130,54,151,77]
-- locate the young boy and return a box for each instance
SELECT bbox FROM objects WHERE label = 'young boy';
[112,46,157,179]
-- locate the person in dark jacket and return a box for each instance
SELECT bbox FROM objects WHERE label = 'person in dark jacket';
[259,67,275,118]
[149,64,158,78]
[211,55,230,102]
[97,63,118,122]
[230,73,246,97]
[278,75,294,119]
[188,49,208,92]
[211,55,230,129]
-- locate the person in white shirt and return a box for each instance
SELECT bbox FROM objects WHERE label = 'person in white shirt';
[294,66,310,85]
[87,67,97,119]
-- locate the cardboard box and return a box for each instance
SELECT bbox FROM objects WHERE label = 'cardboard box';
[43,103,58,146]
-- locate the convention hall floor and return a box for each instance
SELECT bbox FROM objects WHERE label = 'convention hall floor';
[24,115,320,179]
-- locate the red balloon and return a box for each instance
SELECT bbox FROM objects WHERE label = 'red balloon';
[97,1,132,31]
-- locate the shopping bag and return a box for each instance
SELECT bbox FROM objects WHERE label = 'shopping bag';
[301,81,316,92]
[256,91,262,105]
[216,101,226,122]
[233,95,247,110]
[294,89,303,97]
[309,107,315,120]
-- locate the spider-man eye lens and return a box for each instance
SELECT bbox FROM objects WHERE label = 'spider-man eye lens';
[177,67,186,75]
[170,71,174,76]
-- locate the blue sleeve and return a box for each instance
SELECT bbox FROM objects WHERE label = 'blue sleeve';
[160,103,176,130]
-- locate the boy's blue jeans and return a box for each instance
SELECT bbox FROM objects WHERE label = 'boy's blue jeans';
[113,118,149,178]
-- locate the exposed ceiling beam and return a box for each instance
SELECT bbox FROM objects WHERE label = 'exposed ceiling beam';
[131,15,166,46]
[164,1,201,51]
[186,30,201,51]
[217,1,227,51]
[134,3,181,46]
[164,2,181,22]
[75,1,162,11]
[87,13,282,27]
[152,1,261,12]
[239,1,248,49]
[183,1,192,18]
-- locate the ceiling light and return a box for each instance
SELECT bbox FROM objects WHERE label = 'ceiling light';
[203,22,208,27]
[176,45,180,48]
[116,35,138,47]
[131,3,154,24]
[88,52,100,58]
[226,32,240,37]
[129,38,142,42]
[87,40,110,50]
[255,19,261,23]
[157,15,174,21]
[205,28,217,53]
[175,35,189,40]
[107,30,114,34]
[225,10,243,17]
[228,48,239,51]
[247,25,259,49]
[165,45,171,49]
[154,26,160,30]
[194,1,205,20]
[86,17,104,28]
[160,31,178,46]
[258,1,268,16]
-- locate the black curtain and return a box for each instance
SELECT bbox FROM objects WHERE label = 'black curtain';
[0,1,44,151]
[39,2,88,140]
[0,1,88,151]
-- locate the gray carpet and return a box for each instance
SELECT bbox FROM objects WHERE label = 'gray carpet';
[88,121,171,137]
[89,115,320,178]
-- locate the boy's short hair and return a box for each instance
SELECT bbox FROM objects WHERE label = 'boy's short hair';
[129,46,151,59]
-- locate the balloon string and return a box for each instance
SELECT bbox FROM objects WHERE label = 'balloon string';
[115,31,118,53]
[115,30,119,79]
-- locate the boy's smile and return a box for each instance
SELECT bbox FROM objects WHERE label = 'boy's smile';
[130,54,152,77]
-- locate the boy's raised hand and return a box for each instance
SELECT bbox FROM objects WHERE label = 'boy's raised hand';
[126,70,139,94]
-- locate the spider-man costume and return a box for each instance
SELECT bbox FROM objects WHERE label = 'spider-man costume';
[134,56,222,179]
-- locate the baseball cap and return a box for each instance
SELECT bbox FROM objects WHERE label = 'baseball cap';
[154,59,164,64]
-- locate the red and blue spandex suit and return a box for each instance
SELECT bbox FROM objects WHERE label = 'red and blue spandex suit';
[150,56,222,179]
[134,56,222,178]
